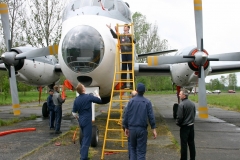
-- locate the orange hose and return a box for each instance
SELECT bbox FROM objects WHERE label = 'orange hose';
[0,128,36,136]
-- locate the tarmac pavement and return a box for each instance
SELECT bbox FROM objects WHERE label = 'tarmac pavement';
[0,94,240,160]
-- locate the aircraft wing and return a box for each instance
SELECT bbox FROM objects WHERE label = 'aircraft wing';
[135,63,171,76]
[137,49,178,59]
[208,62,240,76]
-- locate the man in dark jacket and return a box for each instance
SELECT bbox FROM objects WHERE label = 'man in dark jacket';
[47,89,55,130]
[106,23,135,89]
[124,83,157,160]
[176,88,196,160]
[72,83,102,160]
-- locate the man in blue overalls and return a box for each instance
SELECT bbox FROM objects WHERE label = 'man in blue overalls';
[72,83,102,160]
[47,89,55,130]
[122,90,137,159]
[52,85,65,134]
[124,83,157,160]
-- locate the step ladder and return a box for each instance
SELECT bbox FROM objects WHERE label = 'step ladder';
[101,23,135,159]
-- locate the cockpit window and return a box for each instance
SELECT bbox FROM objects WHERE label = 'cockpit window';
[117,1,126,17]
[71,0,81,11]
[104,0,115,10]
[117,0,131,20]
[93,0,100,6]
[80,0,91,7]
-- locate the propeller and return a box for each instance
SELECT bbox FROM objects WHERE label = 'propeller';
[0,3,20,115]
[0,3,58,115]
[148,0,240,118]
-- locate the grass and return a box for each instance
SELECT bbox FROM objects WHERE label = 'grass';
[0,114,37,126]
[0,90,76,105]
[189,93,240,112]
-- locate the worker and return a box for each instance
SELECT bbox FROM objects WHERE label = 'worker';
[106,23,135,89]
[72,83,102,160]
[47,89,55,130]
[52,85,66,134]
[124,83,157,159]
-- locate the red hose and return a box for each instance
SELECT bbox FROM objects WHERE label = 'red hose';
[0,128,36,136]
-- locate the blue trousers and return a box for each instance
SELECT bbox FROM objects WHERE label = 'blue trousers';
[80,123,92,160]
[129,128,148,160]
[49,110,55,128]
[55,106,62,131]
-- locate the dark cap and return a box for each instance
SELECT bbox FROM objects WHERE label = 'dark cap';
[49,89,54,92]
[137,83,145,93]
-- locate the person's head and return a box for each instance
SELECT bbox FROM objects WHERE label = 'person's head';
[49,89,54,95]
[53,85,59,92]
[124,24,130,33]
[179,88,189,100]
[76,83,85,94]
[131,90,137,98]
[136,83,145,95]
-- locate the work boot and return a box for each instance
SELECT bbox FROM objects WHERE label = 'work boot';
[55,131,62,134]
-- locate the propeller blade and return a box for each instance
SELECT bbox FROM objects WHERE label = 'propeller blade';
[0,3,11,50]
[194,0,203,51]
[15,44,58,59]
[198,66,208,118]
[208,52,240,61]
[147,56,194,66]
[9,66,21,115]
[138,49,178,59]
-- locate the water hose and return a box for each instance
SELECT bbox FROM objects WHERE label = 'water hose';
[0,128,36,136]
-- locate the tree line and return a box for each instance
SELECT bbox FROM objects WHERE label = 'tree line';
[207,73,238,91]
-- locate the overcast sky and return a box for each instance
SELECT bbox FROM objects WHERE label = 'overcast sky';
[126,0,240,86]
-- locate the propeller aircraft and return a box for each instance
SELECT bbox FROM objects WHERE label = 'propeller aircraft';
[0,0,240,146]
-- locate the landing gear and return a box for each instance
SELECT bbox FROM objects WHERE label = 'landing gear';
[42,102,49,118]
[91,125,99,147]
[79,125,99,147]
[173,103,178,119]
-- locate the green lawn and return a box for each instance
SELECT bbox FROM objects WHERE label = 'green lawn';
[0,90,76,105]
[189,93,240,112]
[1,90,240,112]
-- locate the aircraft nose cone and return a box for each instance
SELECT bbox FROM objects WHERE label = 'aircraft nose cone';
[61,25,104,74]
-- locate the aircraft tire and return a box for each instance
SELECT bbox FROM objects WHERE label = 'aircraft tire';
[91,125,99,147]
[42,102,49,118]
[100,96,111,104]
[173,103,178,119]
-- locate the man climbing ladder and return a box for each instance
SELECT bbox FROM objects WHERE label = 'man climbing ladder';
[106,23,135,89]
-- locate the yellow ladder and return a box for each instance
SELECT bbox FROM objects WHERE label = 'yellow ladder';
[101,23,135,159]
